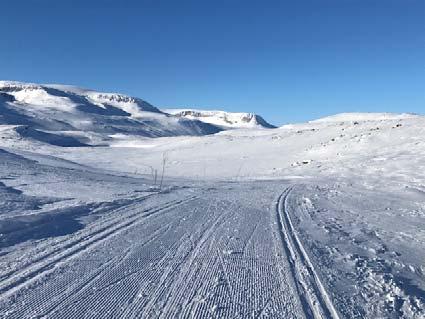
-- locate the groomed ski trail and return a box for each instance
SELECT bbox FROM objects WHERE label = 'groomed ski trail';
[275,187,340,319]
[0,182,341,318]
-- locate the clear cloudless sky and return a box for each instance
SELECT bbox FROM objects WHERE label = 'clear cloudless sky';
[1,0,424,124]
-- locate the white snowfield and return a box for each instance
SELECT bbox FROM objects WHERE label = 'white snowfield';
[164,108,276,129]
[0,81,424,318]
[309,112,420,123]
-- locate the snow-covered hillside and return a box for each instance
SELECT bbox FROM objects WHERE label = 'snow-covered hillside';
[0,81,221,143]
[164,109,276,129]
[309,112,420,123]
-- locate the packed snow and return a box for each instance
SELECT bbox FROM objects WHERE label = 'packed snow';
[0,81,424,318]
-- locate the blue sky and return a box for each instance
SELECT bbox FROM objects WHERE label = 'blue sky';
[1,0,424,124]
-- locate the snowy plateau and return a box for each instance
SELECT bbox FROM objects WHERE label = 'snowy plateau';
[0,81,424,319]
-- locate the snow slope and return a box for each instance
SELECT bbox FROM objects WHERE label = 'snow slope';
[164,108,276,129]
[0,81,221,142]
[309,112,420,123]
[51,112,425,185]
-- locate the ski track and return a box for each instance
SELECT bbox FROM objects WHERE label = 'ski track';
[0,193,157,282]
[0,183,340,318]
[0,194,199,300]
[275,187,340,319]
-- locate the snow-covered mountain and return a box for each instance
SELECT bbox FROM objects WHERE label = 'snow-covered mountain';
[164,109,276,129]
[0,81,221,143]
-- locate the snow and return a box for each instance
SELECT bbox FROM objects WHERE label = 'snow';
[0,80,424,318]
[164,108,276,129]
[0,81,222,138]
[310,112,420,123]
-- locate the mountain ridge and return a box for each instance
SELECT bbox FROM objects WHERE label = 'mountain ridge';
[164,108,276,129]
[0,81,222,142]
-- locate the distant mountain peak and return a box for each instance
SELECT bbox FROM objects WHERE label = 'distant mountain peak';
[164,109,276,129]
[0,81,161,115]
[0,81,44,92]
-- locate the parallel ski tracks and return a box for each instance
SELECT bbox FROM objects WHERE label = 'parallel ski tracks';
[0,194,199,301]
[1,183,344,318]
[126,198,237,318]
[275,187,340,319]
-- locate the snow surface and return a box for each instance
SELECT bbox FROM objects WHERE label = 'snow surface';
[309,112,420,123]
[0,81,424,318]
[164,108,276,129]
[0,81,221,138]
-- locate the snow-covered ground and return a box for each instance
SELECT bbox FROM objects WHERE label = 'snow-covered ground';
[0,81,424,318]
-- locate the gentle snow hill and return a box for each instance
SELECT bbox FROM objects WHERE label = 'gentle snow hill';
[49,111,425,183]
[164,109,276,129]
[0,81,221,144]
[309,112,420,123]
